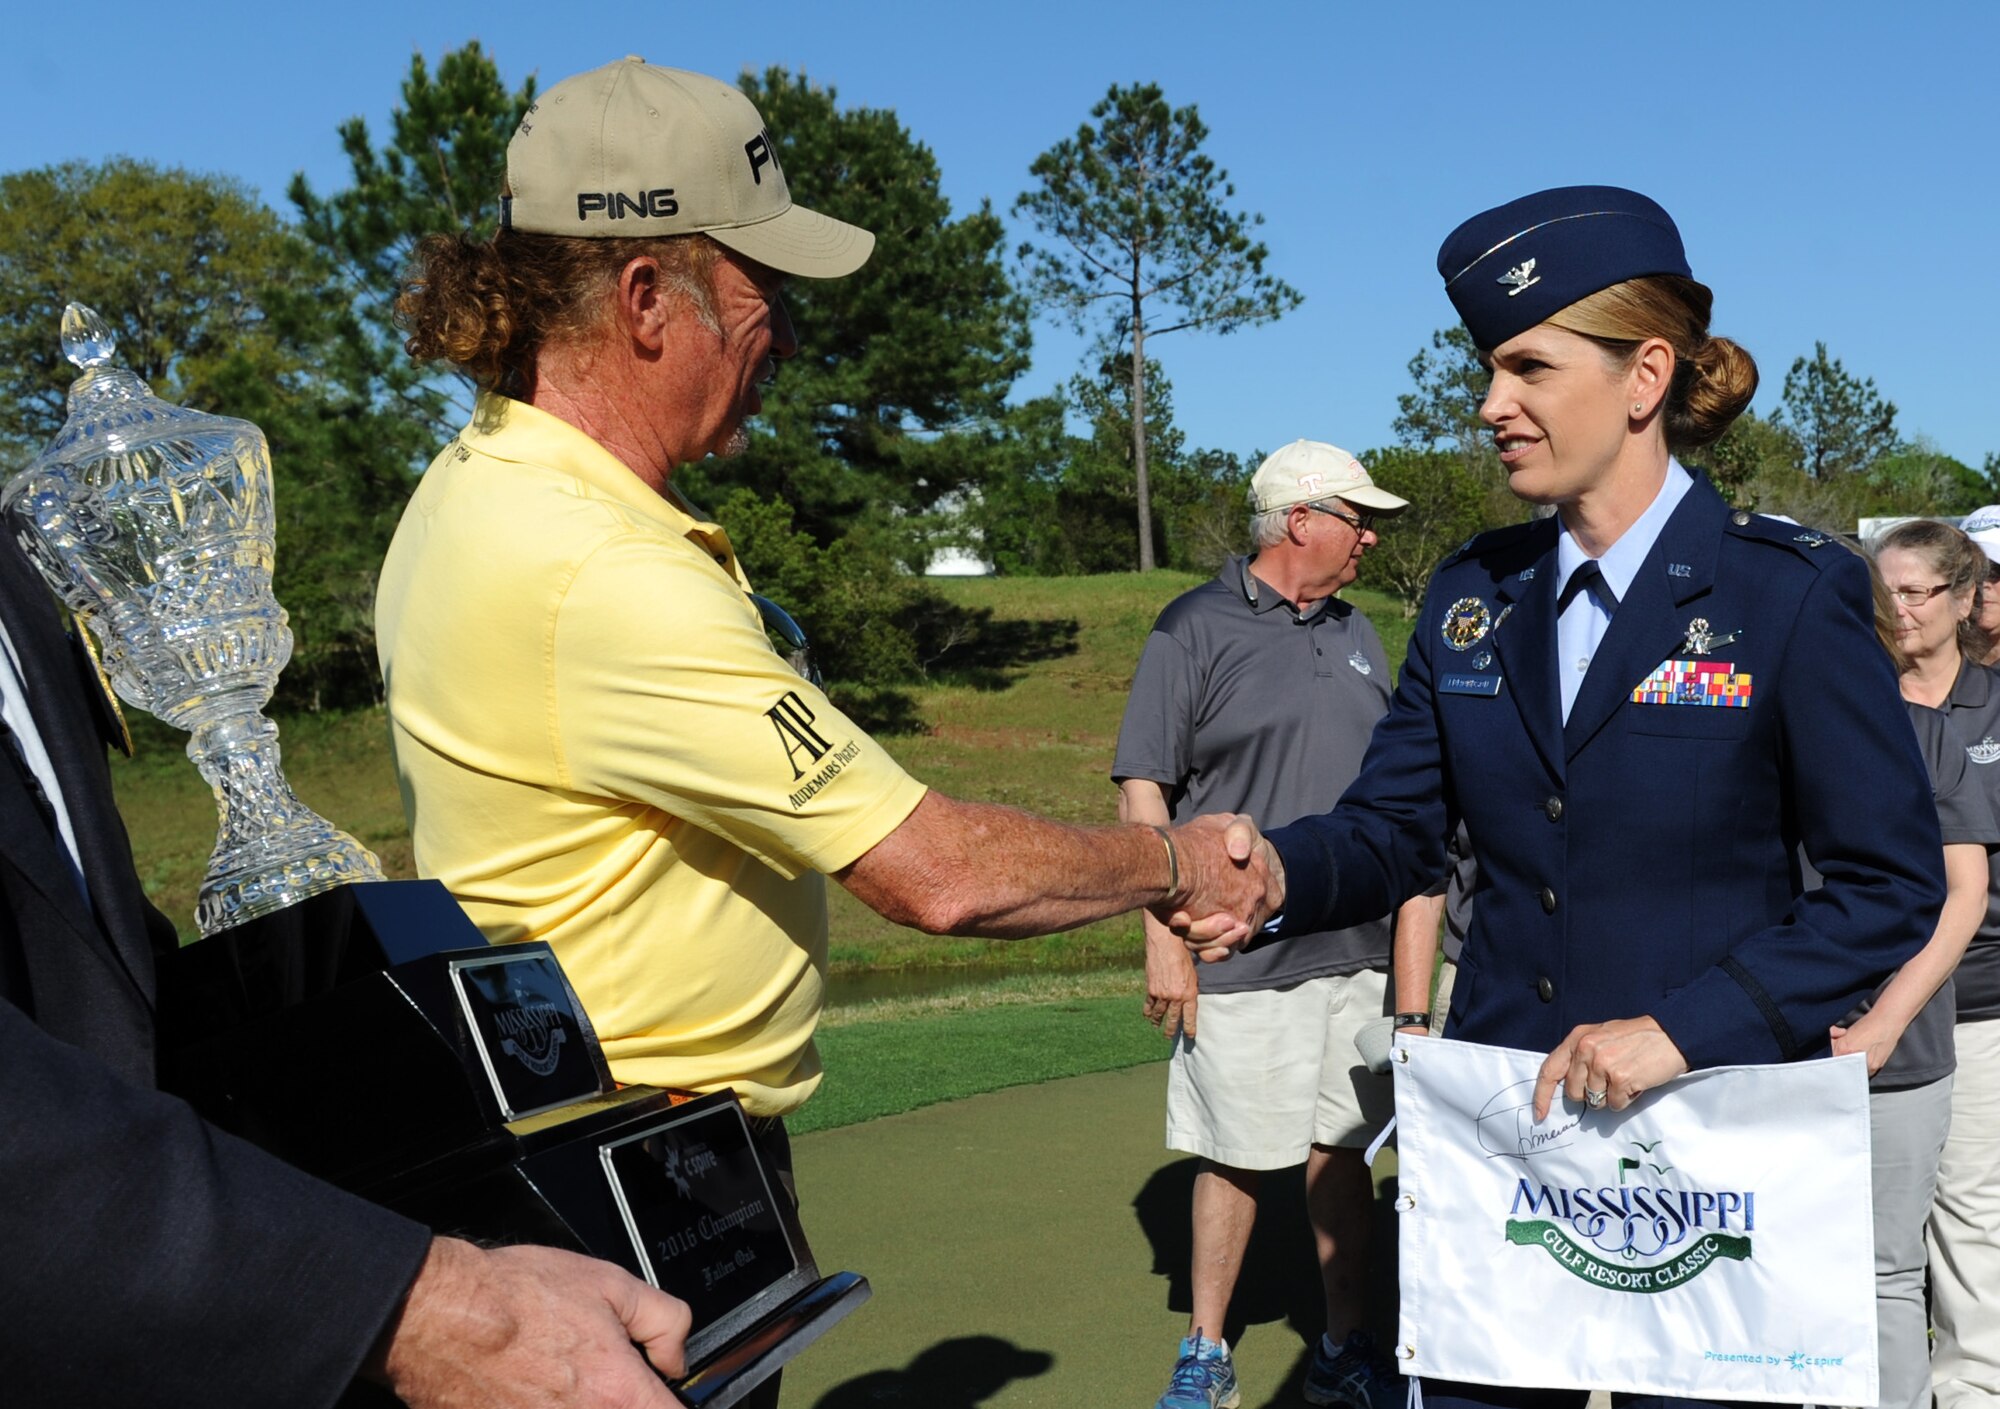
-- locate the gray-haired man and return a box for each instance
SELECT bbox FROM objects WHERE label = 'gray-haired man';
[1116,441,1427,1409]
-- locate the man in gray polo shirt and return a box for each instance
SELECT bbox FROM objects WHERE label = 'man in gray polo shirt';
[1116,441,1429,1409]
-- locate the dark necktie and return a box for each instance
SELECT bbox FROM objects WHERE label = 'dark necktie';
[1557,560,1620,618]
[0,711,62,840]
[0,708,89,902]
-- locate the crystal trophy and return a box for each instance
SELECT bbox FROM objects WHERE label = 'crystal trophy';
[1,303,383,934]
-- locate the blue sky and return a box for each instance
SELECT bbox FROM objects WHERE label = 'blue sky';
[5,1,1996,471]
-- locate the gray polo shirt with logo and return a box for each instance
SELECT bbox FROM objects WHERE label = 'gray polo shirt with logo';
[1937,660,2000,1024]
[1112,555,1394,994]
[1823,702,1999,1089]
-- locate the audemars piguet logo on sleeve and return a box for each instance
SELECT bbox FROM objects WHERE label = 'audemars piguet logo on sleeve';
[768,690,862,807]
[768,691,833,777]
[1505,1140,1756,1294]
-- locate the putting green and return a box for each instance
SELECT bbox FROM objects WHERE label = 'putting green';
[784,1065,1402,1408]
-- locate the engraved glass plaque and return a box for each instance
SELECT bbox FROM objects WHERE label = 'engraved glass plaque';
[450,950,603,1119]
[599,1098,810,1364]
[1,303,383,934]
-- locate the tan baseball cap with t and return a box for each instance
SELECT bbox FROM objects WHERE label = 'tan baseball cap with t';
[502,56,875,279]
[1249,441,1409,516]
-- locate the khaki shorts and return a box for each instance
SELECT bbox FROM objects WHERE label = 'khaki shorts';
[1165,967,1394,1169]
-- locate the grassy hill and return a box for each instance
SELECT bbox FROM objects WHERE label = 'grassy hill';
[111,572,1416,968]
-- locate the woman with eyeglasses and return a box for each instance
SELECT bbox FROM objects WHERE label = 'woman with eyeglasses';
[1198,186,1946,1409]
[1873,518,2000,1408]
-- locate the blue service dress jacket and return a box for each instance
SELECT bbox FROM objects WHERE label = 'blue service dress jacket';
[1265,473,1944,1070]
[0,537,429,1408]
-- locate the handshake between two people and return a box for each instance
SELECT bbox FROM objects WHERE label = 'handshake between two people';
[1151,813,1287,962]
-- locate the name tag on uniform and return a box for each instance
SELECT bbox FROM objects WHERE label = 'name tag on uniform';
[1631,659,1753,707]
[1439,672,1503,697]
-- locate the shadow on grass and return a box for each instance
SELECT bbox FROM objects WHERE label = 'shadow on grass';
[829,605,1081,736]
[830,686,931,737]
[808,1334,1054,1407]
[923,608,1080,692]
[1131,1158,1404,1408]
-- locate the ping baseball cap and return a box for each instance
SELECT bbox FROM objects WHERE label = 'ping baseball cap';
[502,56,875,279]
[1249,441,1409,516]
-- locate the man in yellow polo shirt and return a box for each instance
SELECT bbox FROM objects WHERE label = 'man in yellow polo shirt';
[377,59,1277,1147]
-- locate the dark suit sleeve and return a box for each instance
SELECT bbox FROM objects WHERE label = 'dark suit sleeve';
[1650,550,1944,1068]
[1265,572,1453,931]
[0,996,431,1408]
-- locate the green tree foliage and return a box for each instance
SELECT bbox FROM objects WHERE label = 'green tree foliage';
[681,69,1030,564]
[710,488,961,732]
[0,158,399,708]
[1868,440,1987,516]
[969,359,1246,576]
[1390,326,1523,538]
[1694,409,1804,507]
[1698,423,1980,529]
[0,160,306,460]
[1393,327,1494,469]
[1775,342,1900,479]
[289,41,530,444]
[1353,448,1493,617]
[1014,82,1300,571]
[272,43,536,708]
[1699,405,1980,527]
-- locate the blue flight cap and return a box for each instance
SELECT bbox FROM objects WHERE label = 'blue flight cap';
[1436,185,1692,350]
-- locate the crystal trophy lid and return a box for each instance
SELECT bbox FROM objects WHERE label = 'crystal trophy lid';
[4,302,283,727]
[25,303,255,482]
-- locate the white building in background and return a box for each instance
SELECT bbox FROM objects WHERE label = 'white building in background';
[922,488,994,577]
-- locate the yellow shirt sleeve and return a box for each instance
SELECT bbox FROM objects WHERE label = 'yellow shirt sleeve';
[549,529,927,880]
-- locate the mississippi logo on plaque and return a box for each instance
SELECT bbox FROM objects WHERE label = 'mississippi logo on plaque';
[450,951,600,1119]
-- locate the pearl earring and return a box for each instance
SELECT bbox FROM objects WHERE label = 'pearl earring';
[1633,403,1645,415]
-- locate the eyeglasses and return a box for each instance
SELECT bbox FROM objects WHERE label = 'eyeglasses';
[1305,503,1377,536]
[749,593,824,689]
[1888,582,1954,608]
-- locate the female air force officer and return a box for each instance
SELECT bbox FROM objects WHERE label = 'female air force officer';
[1236,187,1945,1409]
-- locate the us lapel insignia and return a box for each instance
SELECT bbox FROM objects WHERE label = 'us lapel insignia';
[1472,650,1494,671]
[1441,597,1492,652]
[1794,532,1832,549]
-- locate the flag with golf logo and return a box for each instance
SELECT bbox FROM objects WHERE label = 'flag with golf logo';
[1391,1036,1876,1404]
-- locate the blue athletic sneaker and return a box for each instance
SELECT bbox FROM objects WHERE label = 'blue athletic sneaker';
[1154,1329,1239,1409]
[1302,1330,1401,1409]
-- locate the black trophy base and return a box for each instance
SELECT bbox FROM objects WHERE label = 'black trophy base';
[156,881,869,1406]
[674,1270,872,1407]
[366,1088,870,1407]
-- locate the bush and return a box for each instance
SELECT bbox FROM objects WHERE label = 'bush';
[710,489,955,727]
